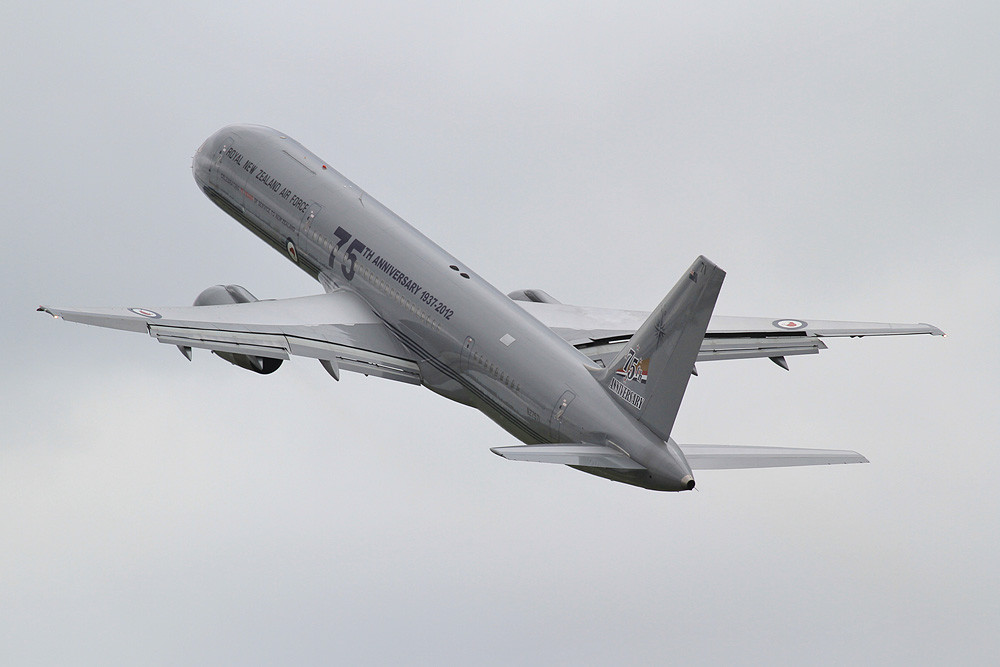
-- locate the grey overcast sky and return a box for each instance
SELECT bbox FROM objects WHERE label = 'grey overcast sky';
[2,2,997,664]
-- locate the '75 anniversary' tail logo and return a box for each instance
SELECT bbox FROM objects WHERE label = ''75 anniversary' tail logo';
[608,376,645,410]
[615,348,648,384]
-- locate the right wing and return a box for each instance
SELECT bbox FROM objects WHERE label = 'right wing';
[512,299,943,367]
[38,290,422,384]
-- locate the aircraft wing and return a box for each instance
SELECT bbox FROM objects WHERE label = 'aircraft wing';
[513,300,943,366]
[38,290,422,383]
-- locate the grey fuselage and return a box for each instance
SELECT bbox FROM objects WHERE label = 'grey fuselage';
[192,125,694,491]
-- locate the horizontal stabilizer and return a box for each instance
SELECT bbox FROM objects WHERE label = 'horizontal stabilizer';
[676,443,869,470]
[491,444,646,470]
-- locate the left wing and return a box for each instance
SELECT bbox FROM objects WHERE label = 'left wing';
[511,298,943,367]
[38,290,422,383]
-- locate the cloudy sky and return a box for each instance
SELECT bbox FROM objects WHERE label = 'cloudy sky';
[2,2,997,664]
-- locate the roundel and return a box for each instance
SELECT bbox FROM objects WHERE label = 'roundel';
[286,238,298,263]
[128,307,161,319]
[772,319,807,330]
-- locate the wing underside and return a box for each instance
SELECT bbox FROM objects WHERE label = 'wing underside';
[38,290,422,383]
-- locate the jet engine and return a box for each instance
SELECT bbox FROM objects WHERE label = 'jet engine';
[189,284,282,374]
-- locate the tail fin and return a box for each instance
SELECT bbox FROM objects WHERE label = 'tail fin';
[599,256,725,442]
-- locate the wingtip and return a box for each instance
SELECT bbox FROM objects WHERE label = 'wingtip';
[920,323,946,337]
[843,449,869,465]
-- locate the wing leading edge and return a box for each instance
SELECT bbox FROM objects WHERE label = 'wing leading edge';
[38,290,422,384]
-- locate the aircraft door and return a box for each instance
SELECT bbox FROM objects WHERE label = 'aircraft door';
[209,135,236,188]
[208,134,252,214]
[461,337,475,371]
[291,202,322,264]
[550,390,576,439]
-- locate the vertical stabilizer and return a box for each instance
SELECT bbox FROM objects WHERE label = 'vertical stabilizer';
[600,256,725,442]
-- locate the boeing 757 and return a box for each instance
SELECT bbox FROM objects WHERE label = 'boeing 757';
[38,125,943,491]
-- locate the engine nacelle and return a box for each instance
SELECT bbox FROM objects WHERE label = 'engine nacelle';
[194,284,259,307]
[190,284,283,375]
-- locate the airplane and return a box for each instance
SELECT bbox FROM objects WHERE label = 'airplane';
[38,125,944,492]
